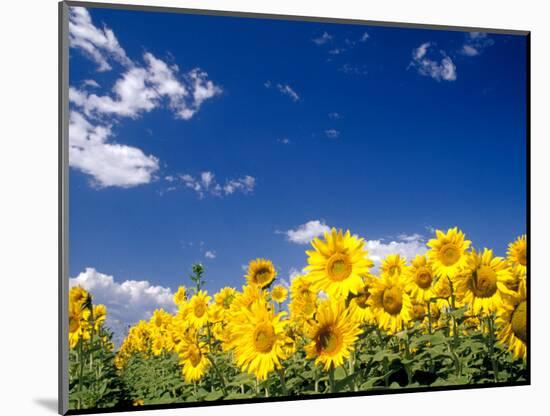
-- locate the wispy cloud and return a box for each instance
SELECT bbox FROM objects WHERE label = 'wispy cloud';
[460,32,495,56]
[360,32,370,42]
[339,63,368,75]
[276,83,300,102]
[325,129,340,139]
[281,220,331,244]
[177,172,255,198]
[312,31,333,45]
[69,52,221,120]
[277,137,292,145]
[205,250,216,259]
[328,112,341,120]
[69,6,132,71]
[410,42,457,82]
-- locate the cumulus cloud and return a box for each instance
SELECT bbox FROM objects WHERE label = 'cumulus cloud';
[461,32,495,56]
[366,233,427,271]
[283,220,331,244]
[69,111,159,188]
[69,52,221,120]
[325,129,340,139]
[69,7,132,71]
[70,268,175,344]
[410,42,457,82]
[205,250,216,259]
[178,171,255,198]
[312,31,333,45]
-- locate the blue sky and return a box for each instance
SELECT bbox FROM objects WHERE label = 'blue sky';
[67,6,527,335]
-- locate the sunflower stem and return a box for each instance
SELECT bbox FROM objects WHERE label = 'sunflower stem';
[487,315,499,382]
[328,365,337,393]
[278,368,288,395]
[427,300,433,334]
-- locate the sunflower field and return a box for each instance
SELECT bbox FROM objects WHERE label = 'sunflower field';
[68,227,528,410]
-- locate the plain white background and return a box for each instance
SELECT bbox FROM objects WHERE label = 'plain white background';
[0,0,547,414]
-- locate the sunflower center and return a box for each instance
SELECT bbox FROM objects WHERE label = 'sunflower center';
[518,248,527,266]
[412,303,425,321]
[354,290,370,309]
[472,266,497,297]
[254,268,273,285]
[253,323,276,353]
[194,301,207,318]
[326,254,352,281]
[511,301,527,343]
[316,326,341,355]
[382,286,403,315]
[440,243,460,266]
[188,344,202,367]
[415,268,433,289]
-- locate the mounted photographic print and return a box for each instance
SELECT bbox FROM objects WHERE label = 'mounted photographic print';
[59,1,530,414]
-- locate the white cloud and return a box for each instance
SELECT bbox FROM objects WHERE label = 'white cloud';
[325,129,340,139]
[69,7,132,71]
[339,63,368,75]
[205,250,216,259]
[70,268,175,344]
[179,171,255,198]
[69,111,159,188]
[312,31,333,45]
[366,234,427,271]
[461,32,495,56]
[410,42,457,82]
[328,112,341,120]
[277,137,291,145]
[276,83,300,102]
[69,52,221,120]
[360,32,370,42]
[82,79,100,88]
[284,220,331,244]
[223,175,256,195]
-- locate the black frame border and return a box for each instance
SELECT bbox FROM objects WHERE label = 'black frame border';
[59,1,531,415]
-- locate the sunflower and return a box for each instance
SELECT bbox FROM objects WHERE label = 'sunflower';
[427,227,471,278]
[70,286,90,307]
[496,280,527,360]
[214,287,237,309]
[289,275,318,321]
[380,254,408,279]
[177,335,211,383]
[369,273,413,334]
[507,235,527,275]
[453,248,514,315]
[185,291,211,329]
[271,285,288,303]
[173,286,187,306]
[305,228,374,298]
[228,300,291,380]
[92,304,107,331]
[245,258,277,288]
[348,277,375,324]
[304,298,362,370]
[406,255,435,302]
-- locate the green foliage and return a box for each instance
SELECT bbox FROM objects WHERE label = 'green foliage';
[68,329,126,410]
